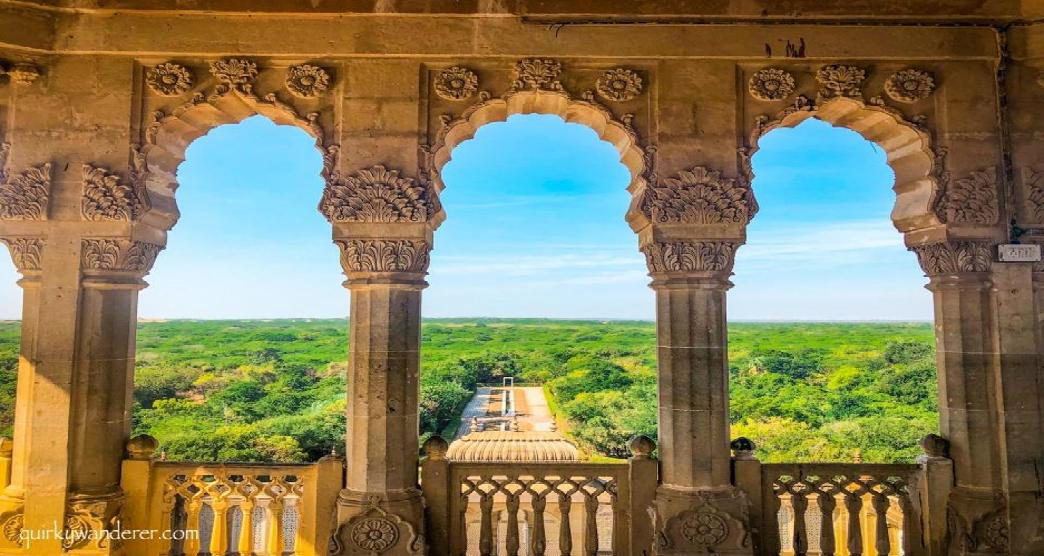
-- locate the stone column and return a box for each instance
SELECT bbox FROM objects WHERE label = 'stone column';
[320,164,442,556]
[628,164,757,556]
[0,234,161,555]
[913,240,1044,555]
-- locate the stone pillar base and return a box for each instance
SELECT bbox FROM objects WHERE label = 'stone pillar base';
[330,488,426,556]
[651,486,753,556]
[946,488,1010,555]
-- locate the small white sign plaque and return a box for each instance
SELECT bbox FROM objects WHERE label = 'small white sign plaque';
[997,244,1042,263]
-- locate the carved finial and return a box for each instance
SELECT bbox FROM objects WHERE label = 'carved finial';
[126,434,158,460]
[510,415,520,432]
[470,416,481,433]
[730,437,757,460]
[852,448,863,463]
[0,437,12,458]
[920,433,950,459]
[423,436,449,461]
[629,435,656,459]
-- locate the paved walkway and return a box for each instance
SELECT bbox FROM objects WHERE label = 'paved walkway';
[454,386,557,439]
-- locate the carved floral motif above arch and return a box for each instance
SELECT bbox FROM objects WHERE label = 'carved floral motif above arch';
[138,58,339,233]
[426,58,651,199]
[745,95,944,236]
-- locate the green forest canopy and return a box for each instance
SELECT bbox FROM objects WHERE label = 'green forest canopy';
[0,319,938,464]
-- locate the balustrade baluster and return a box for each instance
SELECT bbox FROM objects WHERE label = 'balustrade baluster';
[583,494,599,556]
[210,502,228,556]
[237,501,254,556]
[185,499,203,555]
[479,493,494,556]
[558,493,573,556]
[844,492,863,556]
[767,480,783,556]
[791,488,809,556]
[871,492,890,556]
[899,489,919,555]
[506,492,521,556]
[531,495,547,556]
[267,501,285,556]
[818,490,837,556]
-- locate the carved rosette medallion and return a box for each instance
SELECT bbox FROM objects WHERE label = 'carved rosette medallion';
[935,167,999,225]
[596,68,643,102]
[0,512,23,547]
[336,239,431,273]
[209,58,258,94]
[81,239,163,273]
[319,165,436,223]
[911,241,992,275]
[512,58,563,92]
[1,238,43,273]
[349,515,400,553]
[5,63,40,85]
[641,241,737,273]
[885,69,935,103]
[681,510,729,546]
[815,64,866,101]
[748,68,795,101]
[285,64,330,98]
[0,156,51,221]
[1024,168,1044,223]
[433,66,479,101]
[81,164,149,222]
[640,166,757,225]
[145,63,193,96]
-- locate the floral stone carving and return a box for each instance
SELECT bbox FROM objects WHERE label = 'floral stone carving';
[433,66,479,101]
[319,165,436,223]
[0,145,50,220]
[0,512,22,546]
[349,515,400,553]
[911,241,992,275]
[286,64,330,98]
[336,239,431,273]
[935,167,999,225]
[816,64,866,101]
[748,68,795,101]
[145,63,193,96]
[6,63,40,85]
[681,510,729,546]
[209,58,258,94]
[81,165,149,222]
[641,241,737,273]
[1024,167,1044,223]
[885,68,935,103]
[640,166,757,225]
[512,58,563,92]
[81,239,163,273]
[1,238,43,273]
[596,68,643,102]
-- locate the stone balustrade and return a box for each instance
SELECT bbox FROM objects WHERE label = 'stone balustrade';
[118,438,343,556]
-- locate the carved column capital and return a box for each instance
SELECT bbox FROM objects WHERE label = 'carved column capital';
[910,240,993,277]
[80,239,163,285]
[320,165,441,225]
[637,166,757,226]
[641,240,738,278]
[335,239,432,286]
[0,237,43,276]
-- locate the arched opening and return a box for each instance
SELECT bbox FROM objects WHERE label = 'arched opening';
[730,116,938,463]
[425,112,656,461]
[0,254,18,438]
[134,115,345,463]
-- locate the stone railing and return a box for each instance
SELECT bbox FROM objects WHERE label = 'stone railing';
[119,436,343,556]
[732,438,954,556]
[420,436,659,556]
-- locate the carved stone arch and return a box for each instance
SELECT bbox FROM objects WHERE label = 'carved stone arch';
[747,96,940,237]
[429,89,649,198]
[141,89,335,232]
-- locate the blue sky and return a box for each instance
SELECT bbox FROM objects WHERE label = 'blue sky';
[0,114,931,320]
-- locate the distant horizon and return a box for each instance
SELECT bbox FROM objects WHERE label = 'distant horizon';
[1,316,935,324]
